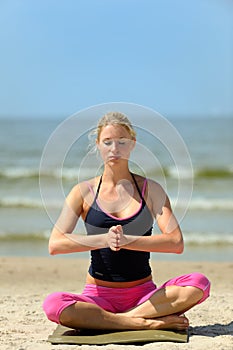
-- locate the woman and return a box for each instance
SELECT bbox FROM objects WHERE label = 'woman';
[43,112,210,331]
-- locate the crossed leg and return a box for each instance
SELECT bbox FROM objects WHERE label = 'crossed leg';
[59,285,204,331]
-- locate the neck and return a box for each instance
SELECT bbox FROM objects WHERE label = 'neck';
[102,164,132,184]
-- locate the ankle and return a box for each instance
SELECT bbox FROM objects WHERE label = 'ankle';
[140,318,154,330]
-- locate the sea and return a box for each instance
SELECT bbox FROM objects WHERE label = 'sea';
[0,114,232,261]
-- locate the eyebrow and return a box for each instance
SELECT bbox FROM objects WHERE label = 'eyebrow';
[102,137,127,140]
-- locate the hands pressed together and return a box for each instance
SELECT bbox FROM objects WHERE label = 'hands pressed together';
[106,225,128,251]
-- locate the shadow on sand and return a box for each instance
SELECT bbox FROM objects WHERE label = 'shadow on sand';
[190,321,233,337]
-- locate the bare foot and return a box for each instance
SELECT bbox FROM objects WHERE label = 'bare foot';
[118,314,189,331]
[149,314,189,330]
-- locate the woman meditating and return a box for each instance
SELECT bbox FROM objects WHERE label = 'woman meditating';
[43,112,210,331]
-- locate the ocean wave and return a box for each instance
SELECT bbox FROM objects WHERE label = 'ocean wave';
[0,167,93,181]
[0,231,51,241]
[0,197,62,209]
[195,168,233,179]
[166,165,193,179]
[167,165,233,179]
[0,230,232,247]
[1,165,233,181]
[0,167,40,179]
[183,232,233,246]
[172,198,233,211]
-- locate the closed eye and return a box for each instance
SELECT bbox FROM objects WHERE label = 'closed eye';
[103,140,112,146]
[118,140,126,145]
[103,138,130,146]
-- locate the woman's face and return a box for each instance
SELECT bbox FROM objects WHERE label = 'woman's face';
[96,124,135,165]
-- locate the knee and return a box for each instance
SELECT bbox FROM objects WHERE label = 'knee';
[168,285,203,305]
[186,272,211,304]
[59,304,76,326]
[43,292,64,324]
[193,273,211,303]
[193,272,210,287]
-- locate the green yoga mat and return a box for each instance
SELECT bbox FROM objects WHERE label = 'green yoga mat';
[48,325,188,345]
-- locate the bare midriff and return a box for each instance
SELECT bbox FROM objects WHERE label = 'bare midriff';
[85,273,152,288]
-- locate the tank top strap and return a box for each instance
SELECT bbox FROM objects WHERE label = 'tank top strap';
[141,178,148,197]
[94,176,102,200]
[131,173,146,200]
[84,176,103,201]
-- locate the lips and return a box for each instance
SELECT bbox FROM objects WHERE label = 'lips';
[108,156,120,160]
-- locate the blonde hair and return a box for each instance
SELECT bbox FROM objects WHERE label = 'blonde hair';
[88,112,136,153]
[95,111,136,141]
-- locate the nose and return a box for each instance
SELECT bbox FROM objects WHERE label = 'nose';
[110,141,119,153]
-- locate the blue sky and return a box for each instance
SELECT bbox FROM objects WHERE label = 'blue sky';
[0,0,232,118]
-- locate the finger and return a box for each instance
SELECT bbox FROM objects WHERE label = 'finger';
[110,228,118,235]
[110,243,120,251]
[116,225,123,233]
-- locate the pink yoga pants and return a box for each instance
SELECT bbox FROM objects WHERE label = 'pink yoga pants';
[43,272,210,324]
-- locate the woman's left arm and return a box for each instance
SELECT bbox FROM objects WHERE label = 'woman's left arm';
[114,180,184,254]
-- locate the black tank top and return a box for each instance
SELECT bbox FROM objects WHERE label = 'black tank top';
[84,174,154,282]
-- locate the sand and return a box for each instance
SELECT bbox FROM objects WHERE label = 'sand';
[0,256,232,350]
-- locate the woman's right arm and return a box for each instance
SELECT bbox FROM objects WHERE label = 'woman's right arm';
[48,183,108,255]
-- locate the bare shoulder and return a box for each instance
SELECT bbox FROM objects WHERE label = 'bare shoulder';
[132,173,146,186]
[146,178,169,213]
[69,176,101,199]
[80,176,101,193]
[146,178,166,195]
[132,174,165,196]
[65,177,100,216]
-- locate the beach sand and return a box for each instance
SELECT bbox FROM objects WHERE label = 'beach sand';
[0,256,232,350]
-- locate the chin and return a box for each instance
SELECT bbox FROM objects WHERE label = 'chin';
[108,157,120,162]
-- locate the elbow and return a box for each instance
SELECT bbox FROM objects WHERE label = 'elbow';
[174,238,184,254]
[48,240,58,255]
[48,228,64,255]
